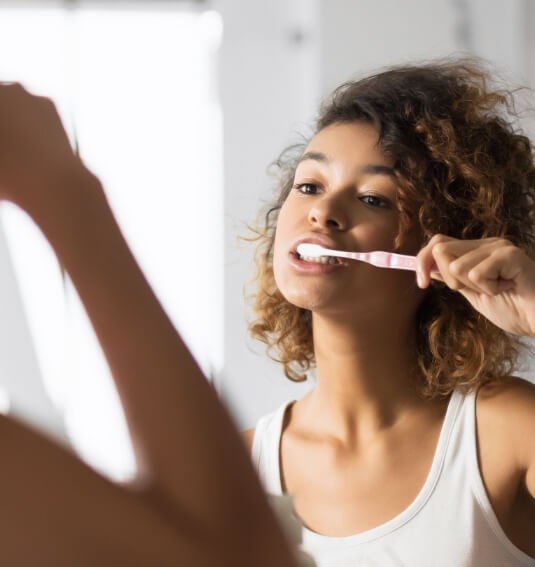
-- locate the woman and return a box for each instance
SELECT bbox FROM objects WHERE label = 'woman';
[244,60,535,565]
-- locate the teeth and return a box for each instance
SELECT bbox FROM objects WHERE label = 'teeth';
[300,255,338,265]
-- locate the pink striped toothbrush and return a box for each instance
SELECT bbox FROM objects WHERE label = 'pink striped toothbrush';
[296,243,437,274]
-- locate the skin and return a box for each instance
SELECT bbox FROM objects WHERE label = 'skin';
[0,84,299,566]
[244,121,535,555]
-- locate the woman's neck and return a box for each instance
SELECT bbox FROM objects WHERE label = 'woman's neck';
[301,311,428,447]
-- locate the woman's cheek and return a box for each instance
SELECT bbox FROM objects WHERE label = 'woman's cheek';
[272,241,300,305]
[272,244,287,296]
[272,211,293,288]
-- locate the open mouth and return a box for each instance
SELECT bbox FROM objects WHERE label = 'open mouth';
[295,251,343,265]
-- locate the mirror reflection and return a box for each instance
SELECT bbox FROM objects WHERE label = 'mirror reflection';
[0,1,533,565]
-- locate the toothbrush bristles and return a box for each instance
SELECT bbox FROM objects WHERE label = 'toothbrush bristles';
[296,243,328,257]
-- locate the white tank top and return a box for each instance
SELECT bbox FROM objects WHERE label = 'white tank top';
[251,389,535,567]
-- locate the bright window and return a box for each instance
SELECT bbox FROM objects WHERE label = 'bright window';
[0,2,223,481]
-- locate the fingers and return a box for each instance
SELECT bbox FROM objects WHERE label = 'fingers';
[0,82,58,118]
[459,251,518,295]
[0,83,77,207]
[416,235,519,295]
[0,81,24,89]
[416,234,458,288]
[0,81,34,103]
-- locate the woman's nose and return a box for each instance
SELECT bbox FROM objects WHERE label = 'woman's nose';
[307,194,348,230]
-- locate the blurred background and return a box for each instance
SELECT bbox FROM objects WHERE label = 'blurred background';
[0,0,533,481]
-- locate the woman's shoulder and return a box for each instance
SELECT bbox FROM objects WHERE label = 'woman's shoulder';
[477,375,535,414]
[241,428,255,455]
[240,399,297,456]
[476,376,535,481]
[477,375,535,434]
[475,376,535,556]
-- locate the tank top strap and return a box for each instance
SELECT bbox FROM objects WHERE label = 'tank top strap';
[462,388,535,565]
[252,399,295,494]
[430,387,468,472]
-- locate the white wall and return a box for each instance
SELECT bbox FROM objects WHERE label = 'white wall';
[216,0,321,428]
[318,0,459,94]
[218,0,535,429]
[0,218,68,442]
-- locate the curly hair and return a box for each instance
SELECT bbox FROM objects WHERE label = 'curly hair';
[248,58,535,398]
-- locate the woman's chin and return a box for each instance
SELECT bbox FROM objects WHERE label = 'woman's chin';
[281,287,341,313]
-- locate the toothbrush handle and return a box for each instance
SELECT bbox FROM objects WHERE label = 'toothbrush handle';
[383,252,418,270]
[350,251,417,271]
[377,252,442,276]
[349,251,441,277]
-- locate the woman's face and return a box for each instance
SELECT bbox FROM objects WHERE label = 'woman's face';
[273,121,422,317]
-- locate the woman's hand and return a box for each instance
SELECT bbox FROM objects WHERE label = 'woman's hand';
[416,234,535,337]
[0,83,82,210]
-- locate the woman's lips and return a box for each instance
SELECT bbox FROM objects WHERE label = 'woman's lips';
[288,250,347,274]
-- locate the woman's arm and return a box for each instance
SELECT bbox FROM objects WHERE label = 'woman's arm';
[0,84,298,565]
[417,234,535,501]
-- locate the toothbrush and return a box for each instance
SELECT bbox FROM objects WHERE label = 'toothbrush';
[296,243,437,275]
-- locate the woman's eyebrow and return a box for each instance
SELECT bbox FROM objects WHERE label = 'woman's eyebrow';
[297,152,395,177]
[297,151,329,165]
[359,164,395,177]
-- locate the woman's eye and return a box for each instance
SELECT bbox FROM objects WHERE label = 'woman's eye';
[360,194,389,208]
[293,183,320,195]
